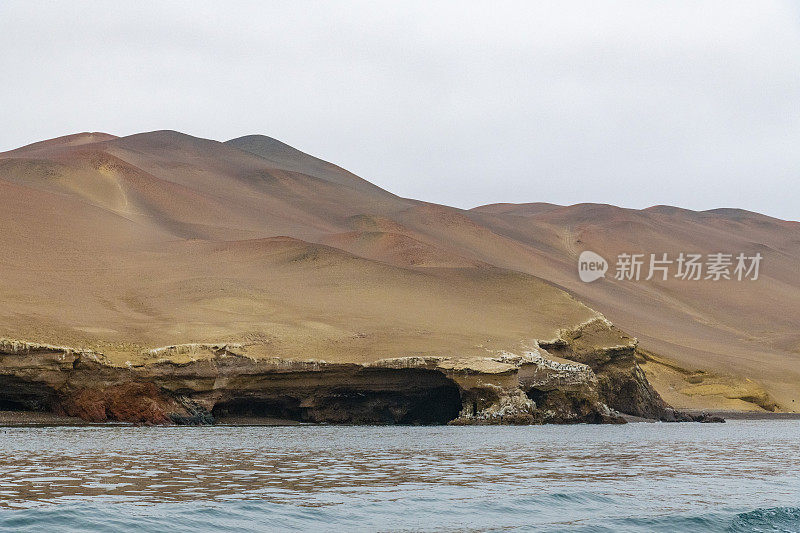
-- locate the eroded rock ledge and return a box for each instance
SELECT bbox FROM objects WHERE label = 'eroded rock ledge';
[0,320,718,425]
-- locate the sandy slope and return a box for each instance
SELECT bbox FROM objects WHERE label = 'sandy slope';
[468,203,800,411]
[1,130,797,412]
[0,132,594,368]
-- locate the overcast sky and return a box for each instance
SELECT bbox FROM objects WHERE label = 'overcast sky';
[1,1,798,219]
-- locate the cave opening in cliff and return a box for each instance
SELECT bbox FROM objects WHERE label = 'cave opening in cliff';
[0,377,56,412]
[527,388,547,405]
[395,383,463,425]
[0,397,28,411]
[212,396,304,422]
[208,370,463,425]
[289,385,462,425]
[316,368,463,425]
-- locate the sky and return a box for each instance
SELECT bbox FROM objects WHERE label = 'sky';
[1,1,798,219]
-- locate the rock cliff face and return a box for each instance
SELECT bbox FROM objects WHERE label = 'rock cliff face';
[0,318,709,425]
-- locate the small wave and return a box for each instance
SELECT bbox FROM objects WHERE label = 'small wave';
[560,507,800,533]
[1,502,799,532]
[728,507,800,532]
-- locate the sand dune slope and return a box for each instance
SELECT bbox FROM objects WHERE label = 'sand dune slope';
[468,203,800,411]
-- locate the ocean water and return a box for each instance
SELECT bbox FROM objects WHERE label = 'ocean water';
[0,421,798,532]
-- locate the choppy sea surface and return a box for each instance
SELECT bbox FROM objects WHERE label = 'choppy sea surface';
[0,421,798,532]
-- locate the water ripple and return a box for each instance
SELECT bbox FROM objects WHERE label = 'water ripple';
[0,422,798,531]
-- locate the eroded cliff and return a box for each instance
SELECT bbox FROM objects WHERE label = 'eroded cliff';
[0,318,713,425]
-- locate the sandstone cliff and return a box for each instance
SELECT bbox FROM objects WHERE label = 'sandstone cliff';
[0,318,710,425]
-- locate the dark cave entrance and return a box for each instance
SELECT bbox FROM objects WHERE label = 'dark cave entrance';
[0,377,56,412]
[210,369,463,425]
[526,388,547,405]
[212,397,304,422]
[395,384,463,425]
[0,398,28,411]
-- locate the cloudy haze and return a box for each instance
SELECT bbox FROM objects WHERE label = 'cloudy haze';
[1,1,798,219]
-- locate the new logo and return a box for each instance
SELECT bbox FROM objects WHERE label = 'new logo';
[578,251,608,282]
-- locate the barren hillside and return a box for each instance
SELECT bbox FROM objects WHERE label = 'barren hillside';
[1,130,797,413]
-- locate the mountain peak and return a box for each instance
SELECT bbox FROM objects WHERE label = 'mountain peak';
[225,134,394,196]
[225,134,309,164]
[1,132,118,156]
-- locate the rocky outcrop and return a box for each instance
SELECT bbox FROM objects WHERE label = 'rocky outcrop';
[0,319,706,425]
[538,318,722,422]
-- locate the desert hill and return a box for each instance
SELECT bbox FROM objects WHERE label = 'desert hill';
[468,202,800,411]
[0,131,592,364]
[1,130,798,413]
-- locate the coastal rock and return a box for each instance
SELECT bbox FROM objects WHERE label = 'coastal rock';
[539,318,682,422]
[0,318,692,425]
[57,382,176,424]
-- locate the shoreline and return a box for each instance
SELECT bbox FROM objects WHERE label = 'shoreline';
[3,409,800,427]
[682,409,800,420]
[0,410,90,427]
[0,411,306,427]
